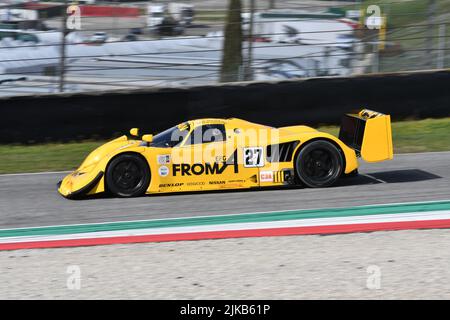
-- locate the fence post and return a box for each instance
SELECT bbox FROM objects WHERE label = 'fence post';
[437,24,446,69]
[426,0,437,68]
[59,0,68,92]
[372,44,379,73]
[245,0,256,81]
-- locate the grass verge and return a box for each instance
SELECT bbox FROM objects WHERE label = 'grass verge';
[0,118,449,174]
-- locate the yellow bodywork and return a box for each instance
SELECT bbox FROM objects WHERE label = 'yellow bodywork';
[58,109,393,198]
[358,110,393,162]
[339,109,393,162]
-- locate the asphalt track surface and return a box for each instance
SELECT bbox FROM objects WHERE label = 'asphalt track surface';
[0,152,449,229]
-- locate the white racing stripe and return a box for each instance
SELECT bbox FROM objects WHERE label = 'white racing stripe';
[1,210,450,244]
[0,171,70,178]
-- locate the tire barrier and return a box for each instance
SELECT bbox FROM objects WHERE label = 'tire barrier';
[1,70,449,144]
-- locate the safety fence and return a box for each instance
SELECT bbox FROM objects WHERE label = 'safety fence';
[0,69,449,144]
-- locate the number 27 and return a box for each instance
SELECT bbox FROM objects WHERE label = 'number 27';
[244,147,264,167]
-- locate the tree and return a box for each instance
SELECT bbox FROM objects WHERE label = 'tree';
[268,0,276,9]
[220,0,243,83]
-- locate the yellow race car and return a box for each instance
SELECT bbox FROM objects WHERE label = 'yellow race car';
[58,109,393,199]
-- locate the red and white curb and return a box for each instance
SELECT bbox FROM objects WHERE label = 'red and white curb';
[1,207,450,250]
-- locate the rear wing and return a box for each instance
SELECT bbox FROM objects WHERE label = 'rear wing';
[339,109,393,162]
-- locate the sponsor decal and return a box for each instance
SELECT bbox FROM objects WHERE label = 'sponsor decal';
[173,163,230,176]
[259,171,273,183]
[187,181,206,186]
[272,170,294,183]
[224,183,243,188]
[201,119,226,125]
[215,155,227,163]
[209,181,225,185]
[173,150,238,176]
[228,179,246,183]
[158,165,169,177]
[178,122,190,131]
[157,155,171,165]
[159,183,184,188]
[243,147,264,167]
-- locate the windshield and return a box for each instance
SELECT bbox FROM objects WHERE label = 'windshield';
[151,122,190,148]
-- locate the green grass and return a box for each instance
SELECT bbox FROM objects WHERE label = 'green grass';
[379,0,427,27]
[195,10,226,23]
[0,118,449,174]
[351,0,432,28]
[319,117,450,154]
[0,141,102,174]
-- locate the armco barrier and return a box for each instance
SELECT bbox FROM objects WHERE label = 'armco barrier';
[0,70,449,144]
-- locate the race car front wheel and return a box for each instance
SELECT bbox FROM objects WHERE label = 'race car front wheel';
[106,153,150,197]
[295,140,344,188]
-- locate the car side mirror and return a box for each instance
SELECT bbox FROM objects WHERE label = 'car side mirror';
[142,134,153,143]
[130,128,139,137]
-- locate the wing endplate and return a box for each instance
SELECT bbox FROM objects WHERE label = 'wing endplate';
[339,109,393,162]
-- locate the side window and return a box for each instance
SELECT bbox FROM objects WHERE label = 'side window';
[186,124,226,145]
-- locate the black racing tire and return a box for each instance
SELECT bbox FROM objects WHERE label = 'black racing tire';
[295,140,344,188]
[105,153,150,197]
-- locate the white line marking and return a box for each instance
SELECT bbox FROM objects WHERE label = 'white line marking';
[362,173,387,184]
[394,151,450,156]
[0,199,449,233]
[0,171,71,178]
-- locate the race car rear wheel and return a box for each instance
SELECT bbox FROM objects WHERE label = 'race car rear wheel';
[295,140,344,188]
[106,153,150,197]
